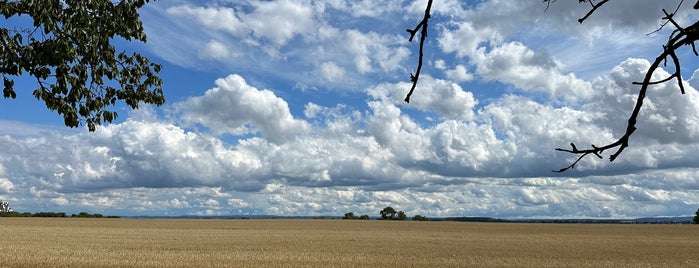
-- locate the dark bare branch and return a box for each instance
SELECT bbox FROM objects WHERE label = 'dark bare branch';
[647,1,688,36]
[554,2,699,172]
[632,73,678,86]
[404,0,433,103]
[578,0,610,23]
[667,48,686,94]
[543,0,610,23]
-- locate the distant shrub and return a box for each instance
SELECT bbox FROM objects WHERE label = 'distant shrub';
[343,212,358,220]
[413,215,429,221]
[0,211,25,217]
[71,212,104,218]
[344,212,371,220]
[33,212,67,217]
[380,206,408,220]
[397,211,407,220]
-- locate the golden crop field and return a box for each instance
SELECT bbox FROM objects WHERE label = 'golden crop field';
[0,218,696,267]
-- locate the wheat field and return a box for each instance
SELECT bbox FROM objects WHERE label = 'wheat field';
[0,218,696,267]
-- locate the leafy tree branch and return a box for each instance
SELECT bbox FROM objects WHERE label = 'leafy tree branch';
[0,0,164,131]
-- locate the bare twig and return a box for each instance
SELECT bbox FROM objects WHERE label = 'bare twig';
[404,0,433,103]
[554,3,699,172]
[544,0,557,12]
[543,0,610,23]
[648,0,687,35]
[578,0,610,23]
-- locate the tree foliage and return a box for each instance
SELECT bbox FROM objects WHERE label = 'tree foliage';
[379,206,397,220]
[694,208,699,224]
[342,212,358,219]
[30,211,67,217]
[412,214,429,221]
[0,211,32,217]
[380,206,407,220]
[71,211,104,218]
[0,210,118,218]
[342,212,370,220]
[397,210,407,220]
[0,0,164,131]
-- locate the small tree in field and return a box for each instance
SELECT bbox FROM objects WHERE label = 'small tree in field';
[397,211,407,221]
[380,206,409,220]
[693,208,699,224]
[343,212,358,220]
[380,206,397,220]
[413,215,429,221]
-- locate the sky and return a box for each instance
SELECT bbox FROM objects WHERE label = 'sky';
[0,0,698,218]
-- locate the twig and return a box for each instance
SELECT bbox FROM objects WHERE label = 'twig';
[404,0,433,103]
[578,0,610,23]
[648,0,686,35]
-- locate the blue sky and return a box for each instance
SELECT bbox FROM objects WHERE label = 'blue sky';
[0,0,698,218]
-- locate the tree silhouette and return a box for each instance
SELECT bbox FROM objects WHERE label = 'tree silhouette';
[380,206,398,220]
[342,212,358,219]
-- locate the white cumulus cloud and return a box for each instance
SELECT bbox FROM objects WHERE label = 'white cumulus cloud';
[367,76,478,121]
[173,74,311,143]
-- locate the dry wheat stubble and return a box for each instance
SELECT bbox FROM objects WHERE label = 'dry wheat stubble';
[0,218,696,267]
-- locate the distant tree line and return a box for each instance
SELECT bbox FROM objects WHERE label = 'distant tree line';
[342,212,370,220]
[341,207,699,223]
[0,211,66,217]
[0,211,119,218]
[72,211,120,218]
[342,206,429,221]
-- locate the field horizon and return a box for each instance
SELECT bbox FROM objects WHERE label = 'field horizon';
[121,214,695,223]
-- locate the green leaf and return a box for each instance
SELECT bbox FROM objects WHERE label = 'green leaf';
[2,77,16,99]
